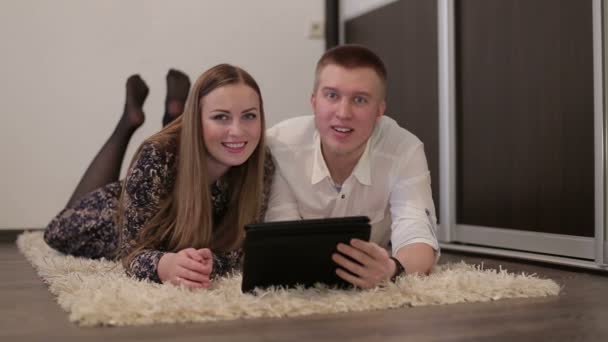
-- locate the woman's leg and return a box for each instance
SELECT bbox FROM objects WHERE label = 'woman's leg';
[44,182,123,259]
[162,69,191,127]
[45,75,150,259]
[66,75,149,207]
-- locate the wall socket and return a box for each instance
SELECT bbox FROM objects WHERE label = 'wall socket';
[308,20,324,40]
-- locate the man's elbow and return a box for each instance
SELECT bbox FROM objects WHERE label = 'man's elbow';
[396,242,437,275]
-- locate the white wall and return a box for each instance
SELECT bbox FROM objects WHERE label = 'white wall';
[340,0,399,21]
[0,0,324,229]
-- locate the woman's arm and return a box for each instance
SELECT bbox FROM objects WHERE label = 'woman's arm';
[118,141,176,283]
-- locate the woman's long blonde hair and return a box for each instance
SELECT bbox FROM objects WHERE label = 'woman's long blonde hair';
[122,64,266,266]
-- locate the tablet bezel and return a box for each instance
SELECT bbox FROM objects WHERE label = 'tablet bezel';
[241,216,371,293]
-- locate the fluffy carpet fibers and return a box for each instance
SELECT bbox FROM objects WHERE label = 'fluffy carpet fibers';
[17,231,560,326]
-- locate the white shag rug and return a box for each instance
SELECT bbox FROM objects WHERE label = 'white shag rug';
[17,231,560,327]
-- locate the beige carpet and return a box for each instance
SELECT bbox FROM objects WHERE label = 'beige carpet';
[17,231,560,327]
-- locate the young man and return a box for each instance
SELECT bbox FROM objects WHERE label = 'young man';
[265,45,439,289]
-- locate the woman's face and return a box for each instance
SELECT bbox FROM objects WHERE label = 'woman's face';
[200,83,262,178]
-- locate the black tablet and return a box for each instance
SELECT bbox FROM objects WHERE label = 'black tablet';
[241,216,371,293]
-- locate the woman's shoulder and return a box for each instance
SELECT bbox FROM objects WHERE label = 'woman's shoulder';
[137,134,179,167]
[124,134,179,201]
[263,146,275,177]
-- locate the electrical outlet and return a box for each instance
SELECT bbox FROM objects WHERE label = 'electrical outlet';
[308,20,324,40]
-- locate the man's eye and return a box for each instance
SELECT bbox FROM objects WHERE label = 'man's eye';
[325,91,338,99]
[353,96,368,104]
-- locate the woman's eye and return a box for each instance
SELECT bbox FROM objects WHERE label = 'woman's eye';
[243,113,257,120]
[212,113,229,121]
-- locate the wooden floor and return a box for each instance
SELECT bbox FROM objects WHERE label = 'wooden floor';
[1,230,608,341]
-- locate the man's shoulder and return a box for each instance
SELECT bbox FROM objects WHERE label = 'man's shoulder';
[266,116,316,148]
[373,116,423,151]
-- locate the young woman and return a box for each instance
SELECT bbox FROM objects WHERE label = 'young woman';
[44,64,274,289]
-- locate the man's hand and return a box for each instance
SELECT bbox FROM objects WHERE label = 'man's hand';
[157,248,213,289]
[331,239,396,289]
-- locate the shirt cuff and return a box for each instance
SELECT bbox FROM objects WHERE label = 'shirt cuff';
[393,238,441,263]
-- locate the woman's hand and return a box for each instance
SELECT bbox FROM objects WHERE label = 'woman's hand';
[157,248,214,289]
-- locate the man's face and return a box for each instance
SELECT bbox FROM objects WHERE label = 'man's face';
[312,64,386,161]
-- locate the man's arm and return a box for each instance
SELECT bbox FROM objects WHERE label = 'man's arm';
[332,144,439,288]
[388,143,440,274]
[264,167,301,222]
[393,242,435,275]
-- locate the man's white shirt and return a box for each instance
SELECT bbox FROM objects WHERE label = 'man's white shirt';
[265,115,439,256]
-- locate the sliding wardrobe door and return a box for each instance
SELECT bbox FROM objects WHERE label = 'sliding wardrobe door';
[454,0,596,258]
[344,0,440,218]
